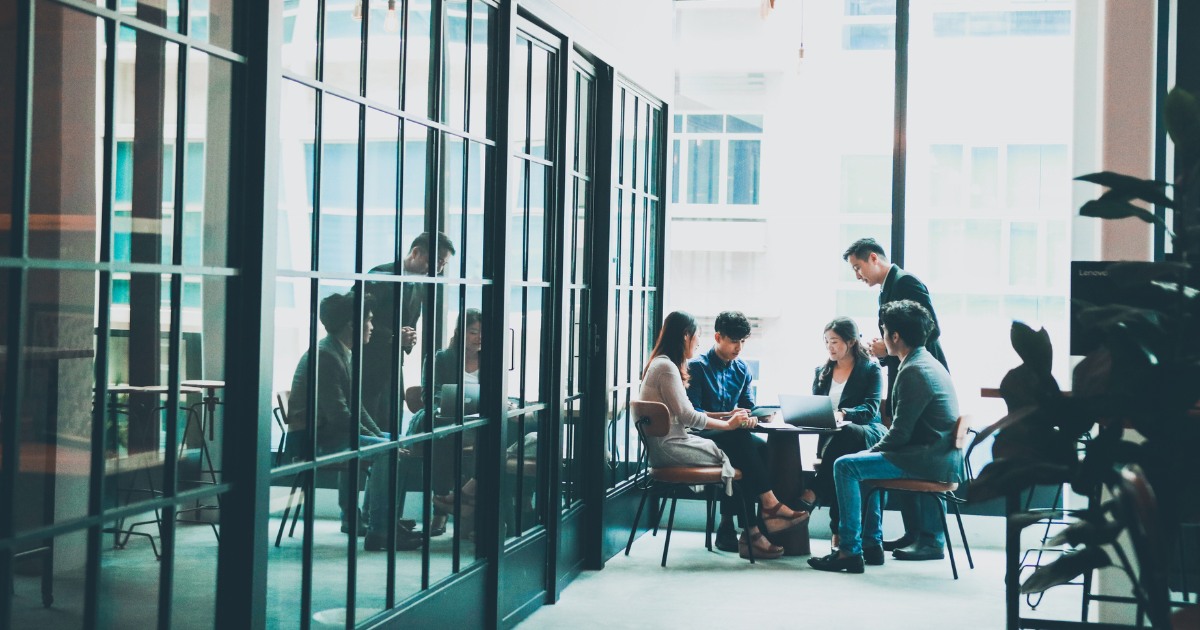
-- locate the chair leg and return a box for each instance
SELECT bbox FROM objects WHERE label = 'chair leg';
[652,495,668,537]
[703,486,712,552]
[939,496,958,580]
[661,498,678,568]
[737,485,754,564]
[625,486,652,557]
[951,500,974,569]
[288,487,305,538]
[275,474,302,547]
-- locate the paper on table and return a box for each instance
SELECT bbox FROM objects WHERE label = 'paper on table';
[755,421,794,430]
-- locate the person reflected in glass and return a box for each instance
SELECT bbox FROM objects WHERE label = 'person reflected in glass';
[639,311,809,560]
[808,300,964,573]
[362,231,457,431]
[287,291,423,551]
[685,310,770,554]
[793,317,885,551]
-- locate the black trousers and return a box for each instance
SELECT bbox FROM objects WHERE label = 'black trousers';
[811,423,871,532]
[695,429,771,528]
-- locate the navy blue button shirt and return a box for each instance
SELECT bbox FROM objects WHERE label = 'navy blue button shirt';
[686,347,755,413]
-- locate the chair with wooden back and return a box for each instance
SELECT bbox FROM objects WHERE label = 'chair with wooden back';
[623,400,753,566]
[864,415,974,579]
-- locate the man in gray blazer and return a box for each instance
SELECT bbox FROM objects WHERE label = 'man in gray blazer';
[809,300,964,574]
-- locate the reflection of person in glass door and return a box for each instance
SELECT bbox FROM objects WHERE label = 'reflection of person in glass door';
[362,231,457,431]
[843,238,949,559]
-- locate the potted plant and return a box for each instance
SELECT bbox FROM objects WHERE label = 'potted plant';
[968,87,1200,629]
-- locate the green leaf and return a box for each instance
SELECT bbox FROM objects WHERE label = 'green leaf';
[1167,88,1200,166]
[1076,172,1173,208]
[1021,546,1112,594]
[1011,322,1053,374]
[1080,199,1172,235]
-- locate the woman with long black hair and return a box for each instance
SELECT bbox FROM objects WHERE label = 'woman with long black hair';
[638,311,809,559]
[795,316,885,551]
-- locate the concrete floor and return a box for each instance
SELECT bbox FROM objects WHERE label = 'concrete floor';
[516,530,1087,630]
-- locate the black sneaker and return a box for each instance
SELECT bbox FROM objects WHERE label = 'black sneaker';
[807,551,865,574]
[892,543,945,561]
[714,522,739,553]
[364,528,424,552]
[882,534,916,552]
[863,546,885,566]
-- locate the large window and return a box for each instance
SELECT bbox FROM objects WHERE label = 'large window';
[906,0,1076,415]
[670,113,762,206]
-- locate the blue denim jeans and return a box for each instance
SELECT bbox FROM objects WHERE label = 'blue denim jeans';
[339,434,393,535]
[833,451,945,556]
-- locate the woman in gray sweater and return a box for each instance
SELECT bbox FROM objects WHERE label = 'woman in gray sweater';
[639,311,809,559]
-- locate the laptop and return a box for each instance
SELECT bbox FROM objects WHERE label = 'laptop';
[438,384,481,416]
[778,394,838,430]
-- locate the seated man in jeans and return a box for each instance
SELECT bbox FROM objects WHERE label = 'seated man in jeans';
[808,299,964,573]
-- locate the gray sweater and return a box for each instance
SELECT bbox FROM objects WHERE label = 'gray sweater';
[871,346,965,483]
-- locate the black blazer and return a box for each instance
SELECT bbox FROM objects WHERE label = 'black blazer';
[878,266,948,397]
[811,357,883,426]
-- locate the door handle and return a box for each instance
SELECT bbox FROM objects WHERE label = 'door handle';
[509,327,516,371]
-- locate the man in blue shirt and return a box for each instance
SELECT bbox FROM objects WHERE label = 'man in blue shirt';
[687,310,767,553]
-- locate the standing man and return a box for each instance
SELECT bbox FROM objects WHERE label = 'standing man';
[362,231,457,430]
[686,311,772,554]
[842,237,949,560]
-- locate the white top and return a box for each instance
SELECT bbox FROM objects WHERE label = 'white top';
[828,376,847,410]
[464,370,479,384]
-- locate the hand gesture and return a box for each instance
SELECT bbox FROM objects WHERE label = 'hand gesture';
[870,337,887,358]
[401,326,418,351]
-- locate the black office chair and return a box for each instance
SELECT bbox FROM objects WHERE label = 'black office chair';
[623,401,756,566]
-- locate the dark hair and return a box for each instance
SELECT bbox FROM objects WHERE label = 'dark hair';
[409,231,457,256]
[842,237,888,262]
[818,317,872,391]
[714,311,752,341]
[449,308,483,352]
[644,311,698,387]
[319,291,376,335]
[878,299,932,349]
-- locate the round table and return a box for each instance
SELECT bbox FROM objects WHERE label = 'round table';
[751,419,840,556]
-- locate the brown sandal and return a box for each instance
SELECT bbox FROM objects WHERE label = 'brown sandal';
[739,532,783,560]
[760,502,810,534]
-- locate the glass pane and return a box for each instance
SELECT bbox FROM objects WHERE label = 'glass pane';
[97,524,159,629]
[171,493,220,630]
[323,2,362,95]
[28,6,103,262]
[267,469,305,630]
[1009,222,1038,286]
[363,110,401,273]
[276,79,318,271]
[401,122,432,271]
[405,1,434,117]
[529,45,550,160]
[16,270,97,531]
[507,161,528,281]
[443,0,468,128]
[317,95,361,274]
[726,114,763,133]
[506,285,524,401]
[281,0,318,78]
[106,273,175,511]
[189,0,233,49]
[177,273,226,494]
[428,432,457,583]
[528,163,546,283]
[726,139,760,204]
[621,91,635,185]
[443,136,467,279]
[468,0,493,136]
[510,38,530,155]
[648,107,661,195]
[572,179,587,285]
[184,49,233,268]
[671,139,680,204]
[574,73,591,175]
[366,0,403,107]
[637,102,649,191]
[840,155,890,213]
[686,140,718,204]
[686,114,722,134]
[464,142,487,279]
[111,27,180,265]
[393,441,426,600]
[971,146,999,209]
[273,275,314,467]
[524,287,544,405]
